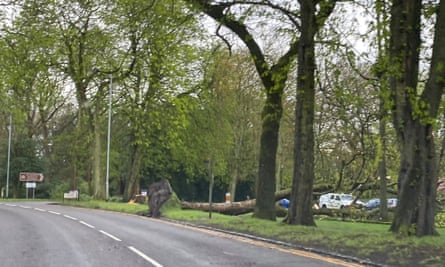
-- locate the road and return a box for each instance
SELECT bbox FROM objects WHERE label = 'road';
[0,201,361,267]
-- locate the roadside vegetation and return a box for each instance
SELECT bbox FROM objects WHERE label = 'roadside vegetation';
[59,199,445,267]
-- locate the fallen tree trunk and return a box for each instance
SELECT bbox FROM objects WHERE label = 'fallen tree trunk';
[180,199,257,215]
[180,199,366,218]
[180,187,330,216]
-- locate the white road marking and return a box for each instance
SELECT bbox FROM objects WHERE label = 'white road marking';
[79,221,95,229]
[34,208,46,212]
[63,214,78,220]
[128,246,163,267]
[19,205,31,209]
[48,210,61,215]
[99,230,122,241]
[5,204,16,207]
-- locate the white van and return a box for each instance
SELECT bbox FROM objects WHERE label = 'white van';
[319,193,357,209]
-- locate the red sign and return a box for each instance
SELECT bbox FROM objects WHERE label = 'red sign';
[19,172,44,182]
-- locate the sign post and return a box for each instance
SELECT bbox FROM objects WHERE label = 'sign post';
[20,172,44,182]
[20,172,44,199]
[25,182,37,199]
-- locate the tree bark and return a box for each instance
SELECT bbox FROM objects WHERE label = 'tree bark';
[123,143,143,202]
[181,199,257,215]
[378,99,388,221]
[388,0,444,236]
[287,0,336,226]
[254,93,281,220]
[180,188,291,216]
[93,111,104,199]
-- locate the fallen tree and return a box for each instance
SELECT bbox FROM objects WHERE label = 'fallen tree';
[179,187,380,217]
[180,188,296,215]
[180,198,371,218]
[180,199,257,215]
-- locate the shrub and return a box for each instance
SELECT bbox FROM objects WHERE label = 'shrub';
[436,212,445,228]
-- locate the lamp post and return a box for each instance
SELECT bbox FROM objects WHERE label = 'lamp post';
[6,114,12,198]
[105,74,112,200]
[207,156,214,219]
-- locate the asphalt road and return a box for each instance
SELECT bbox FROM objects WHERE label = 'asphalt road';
[0,201,360,267]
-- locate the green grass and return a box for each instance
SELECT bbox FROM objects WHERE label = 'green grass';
[62,199,148,214]
[50,200,445,266]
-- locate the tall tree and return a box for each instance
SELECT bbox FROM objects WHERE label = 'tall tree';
[110,0,200,201]
[0,15,66,190]
[373,0,391,220]
[286,0,336,226]
[185,0,299,220]
[388,0,445,236]
[207,49,263,201]
[16,0,117,198]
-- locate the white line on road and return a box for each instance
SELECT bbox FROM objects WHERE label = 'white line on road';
[48,210,61,215]
[128,246,163,267]
[63,214,78,220]
[34,208,46,212]
[99,230,122,242]
[19,205,31,209]
[5,204,16,207]
[80,221,95,229]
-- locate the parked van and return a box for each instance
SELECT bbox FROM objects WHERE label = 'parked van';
[319,193,361,209]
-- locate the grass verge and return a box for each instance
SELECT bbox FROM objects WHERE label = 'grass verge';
[58,200,445,267]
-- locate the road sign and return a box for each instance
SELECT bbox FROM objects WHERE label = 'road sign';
[26,182,36,188]
[19,172,44,182]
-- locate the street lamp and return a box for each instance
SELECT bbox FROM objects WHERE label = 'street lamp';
[205,156,214,219]
[105,74,112,200]
[6,114,12,198]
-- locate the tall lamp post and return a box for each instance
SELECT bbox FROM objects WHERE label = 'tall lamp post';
[105,74,112,200]
[6,114,12,198]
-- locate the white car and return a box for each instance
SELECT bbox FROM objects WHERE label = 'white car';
[319,193,363,209]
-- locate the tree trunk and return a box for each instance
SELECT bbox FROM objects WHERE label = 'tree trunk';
[388,0,445,236]
[181,189,293,216]
[378,99,388,220]
[286,0,336,226]
[254,93,281,220]
[229,167,238,203]
[123,143,143,202]
[374,0,390,221]
[229,131,243,201]
[276,139,284,191]
[390,123,438,236]
[93,112,104,199]
[287,0,318,226]
[181,199,257,215]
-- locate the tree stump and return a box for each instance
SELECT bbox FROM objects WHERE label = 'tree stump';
[147,179,173,218]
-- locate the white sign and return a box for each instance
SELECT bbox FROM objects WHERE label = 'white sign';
[25,182,36,189]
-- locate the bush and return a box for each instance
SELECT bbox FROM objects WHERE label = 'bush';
[163,192,180,209]
[436,212,445,228]
[79,193,93,201]
[48,182,69,199]
[108,196,124,202]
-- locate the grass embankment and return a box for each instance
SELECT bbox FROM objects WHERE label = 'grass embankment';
[61,200,444,267]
